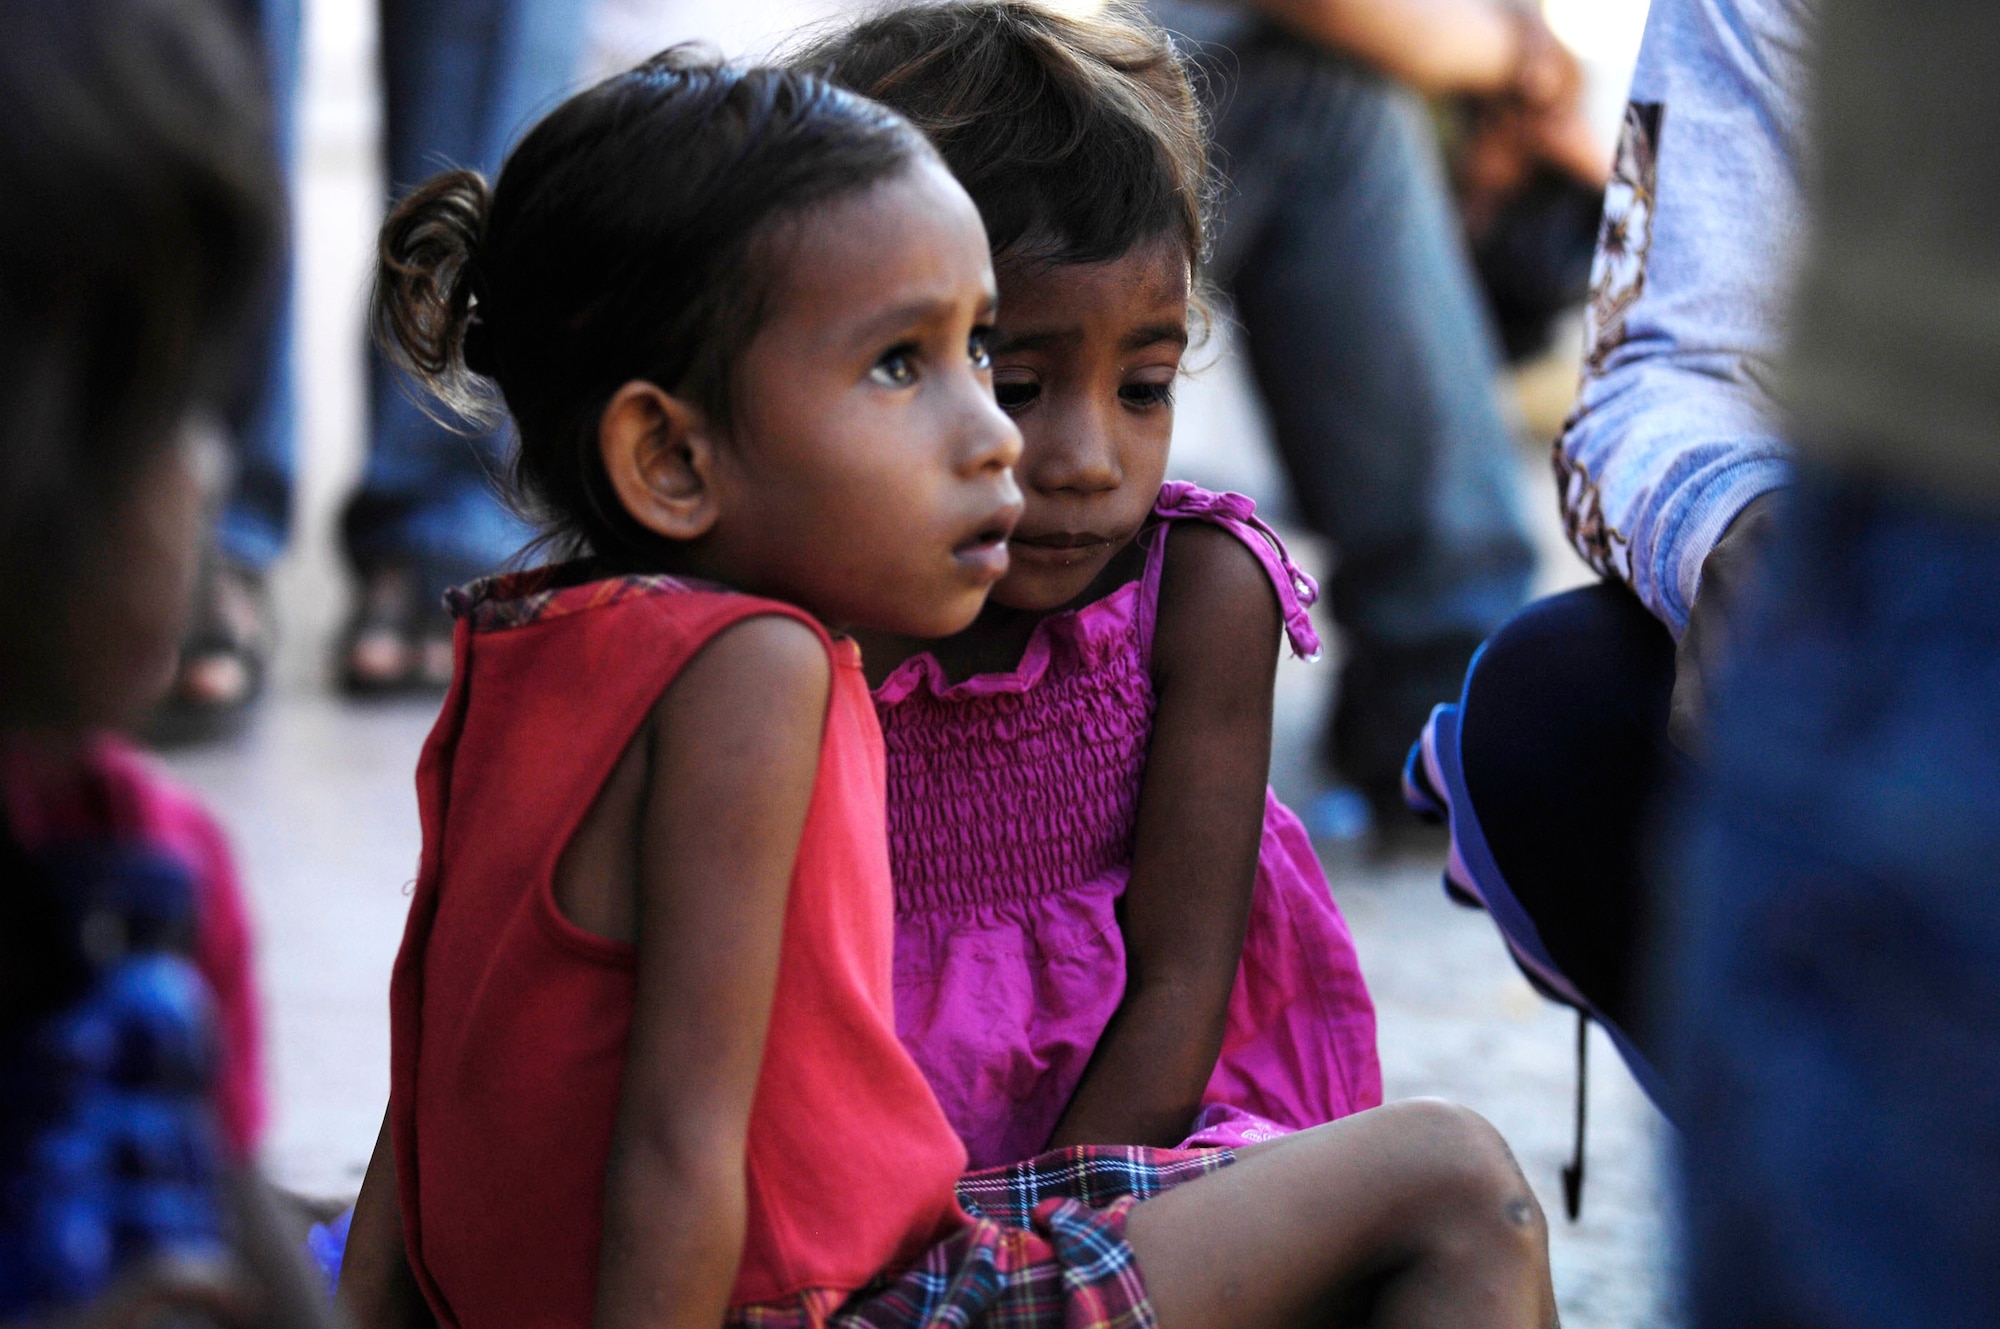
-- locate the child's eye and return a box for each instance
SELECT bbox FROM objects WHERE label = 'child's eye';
[969,328,994,372]
[1120,380,1175,410]
[871,346,919,388]
[993,379,1040,412]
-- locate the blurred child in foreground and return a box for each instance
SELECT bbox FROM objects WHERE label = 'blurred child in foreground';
[0,0,331,1321]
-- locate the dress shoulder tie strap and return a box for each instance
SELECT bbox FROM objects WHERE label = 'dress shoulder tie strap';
[1148,480,1323,660]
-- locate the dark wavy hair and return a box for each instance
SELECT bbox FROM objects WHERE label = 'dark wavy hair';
[371,50,933,567]
[791,0,1210,275]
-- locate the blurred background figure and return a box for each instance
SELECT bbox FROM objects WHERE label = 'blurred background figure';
[1394,0,2000,1315]
[1673,0,2000,1321]
[1153,0,1602,841]
[154,0,585,740]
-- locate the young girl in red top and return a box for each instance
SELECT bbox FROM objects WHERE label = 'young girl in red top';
[337,47,1558,1329]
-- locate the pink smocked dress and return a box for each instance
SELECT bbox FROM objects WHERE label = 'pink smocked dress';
[877,482,1382,1168]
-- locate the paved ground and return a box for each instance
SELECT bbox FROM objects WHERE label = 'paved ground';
[155,5,1679,1323]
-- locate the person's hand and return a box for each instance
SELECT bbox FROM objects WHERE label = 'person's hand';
[1503,7,1604,184]
[1669,493,1782,755]
[1457,8,1605,234]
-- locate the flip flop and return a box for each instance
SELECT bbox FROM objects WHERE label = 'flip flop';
[145,553,273,747]
[338,563,456,696]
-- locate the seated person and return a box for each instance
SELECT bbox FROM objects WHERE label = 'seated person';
[1404,0,1813,1095]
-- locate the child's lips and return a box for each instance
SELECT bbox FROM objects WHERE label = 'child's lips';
[953,496,1022,583]
[1008,530,1115,568]
[953,526,1014,583]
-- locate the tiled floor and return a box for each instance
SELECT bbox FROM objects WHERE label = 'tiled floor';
[155,5,1677,1323]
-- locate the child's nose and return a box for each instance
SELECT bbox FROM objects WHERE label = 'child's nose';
[1027,408,1121,495]
[960,389,1022,476]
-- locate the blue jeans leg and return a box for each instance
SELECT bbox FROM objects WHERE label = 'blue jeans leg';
[342,0,585,581]
[1197,33,1536,793]
[1673,474,2000,1327]
[215,0,302,572]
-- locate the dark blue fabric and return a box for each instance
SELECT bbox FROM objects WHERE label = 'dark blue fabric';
[1423,665,1671,1111]
[344,0,582,578]
[1413,582,1676,1109]
[1673,473,2000,1327]
[307,1205,350,1292]
[216,0,300,571]
[1457,582,1678,1057]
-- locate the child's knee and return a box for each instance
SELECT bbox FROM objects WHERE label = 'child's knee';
[1381,1098,1547,1254]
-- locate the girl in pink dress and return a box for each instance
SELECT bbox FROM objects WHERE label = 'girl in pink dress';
[806,2,1381,1170]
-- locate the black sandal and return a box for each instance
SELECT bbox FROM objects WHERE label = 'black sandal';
[338,563,456,696]
[145,553,274,747]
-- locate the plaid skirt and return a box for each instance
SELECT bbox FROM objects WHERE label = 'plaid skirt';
[727,1145,1235,1329]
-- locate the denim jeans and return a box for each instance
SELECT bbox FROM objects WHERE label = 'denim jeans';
[221,0,584,582]
[1186,26,1537,793]
[216,0,301,572]
[1672,474,2000,1326]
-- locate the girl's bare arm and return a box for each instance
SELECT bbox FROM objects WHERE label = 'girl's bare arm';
[593,615,831,1329]
[1048,524,1280,1150]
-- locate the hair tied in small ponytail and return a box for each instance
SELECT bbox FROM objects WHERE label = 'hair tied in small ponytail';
[368,53,930,561]
[372,167,500,429]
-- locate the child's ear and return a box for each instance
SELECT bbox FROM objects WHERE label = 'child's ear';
[598,380,722,543]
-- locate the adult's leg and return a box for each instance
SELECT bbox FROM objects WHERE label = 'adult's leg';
[1672,477,2000,1325]
[150,0,299,739]
[344,0,584,585]
[1126,1099,1556,1327]
[1199,33,1536,819]
[339,0,583,690]
[1456,582,1679,1056]
[216,0,301,576]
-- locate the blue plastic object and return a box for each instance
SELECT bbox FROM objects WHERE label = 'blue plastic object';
[1305,784,1375,845]
[306,1205,353,1292]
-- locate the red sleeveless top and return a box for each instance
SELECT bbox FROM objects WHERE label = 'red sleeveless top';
[388,570,968,1328]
